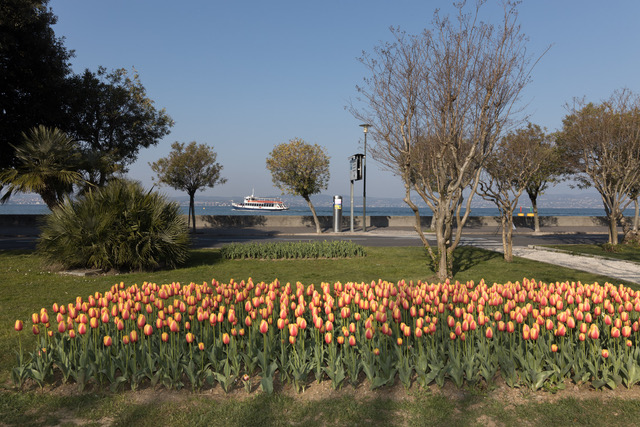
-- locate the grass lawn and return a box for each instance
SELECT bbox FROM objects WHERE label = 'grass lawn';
[2,246,640,426]
[540,243,640,264]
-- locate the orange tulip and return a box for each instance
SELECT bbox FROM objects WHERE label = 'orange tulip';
[602,349,609,359]
[144,324,153,337]
[103,335,113,347]
[222,333,230,345]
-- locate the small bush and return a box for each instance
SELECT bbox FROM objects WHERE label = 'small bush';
[37,180,190,271]
[220,240,366,260]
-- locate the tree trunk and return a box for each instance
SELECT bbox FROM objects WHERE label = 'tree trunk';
[634,198,639,232]
[189,191,196,234]
[529,193,540,232]
[40,187,60,211]
[608,214,618,245]
[304,196,322,234]
[434,214,449,281]
[501,214,514,262]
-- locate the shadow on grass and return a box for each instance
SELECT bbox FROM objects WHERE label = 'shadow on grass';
[451,246,502,277]
[183,249,224,268]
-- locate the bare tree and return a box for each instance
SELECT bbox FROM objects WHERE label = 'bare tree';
[557,89,640,245]
[351,1,537,280]
[477,126,550,261]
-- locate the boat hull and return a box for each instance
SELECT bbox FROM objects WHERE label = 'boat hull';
[231,203,288,212]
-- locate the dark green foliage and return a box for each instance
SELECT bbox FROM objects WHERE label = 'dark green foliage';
[37,180,189,271]
[220,240,366,260]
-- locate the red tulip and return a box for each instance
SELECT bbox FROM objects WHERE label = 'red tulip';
[103,335,113,347]
[31,313,39,324]
[325,332,332,344]
[169,320,179,333]
[161,332,169,342]
[32,325,39,335]
[198,342,205,351]
[485,327,493,339]
[14,320,23,332]
[222,333,230,345]
[259,319,269,334]
[130,330,138,343]
[186,332,194,344]
[78,323,87,335]
[57,322,66,333]
[602,349,609,359]
[289,324,299,337]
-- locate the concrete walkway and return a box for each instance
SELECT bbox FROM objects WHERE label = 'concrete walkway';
[459,237,640,284]
[512,246,640,285]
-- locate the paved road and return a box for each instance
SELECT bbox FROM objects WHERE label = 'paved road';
[0,228,611,251]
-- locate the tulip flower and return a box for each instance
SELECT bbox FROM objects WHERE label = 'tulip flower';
[103,336,113,347]
[14,320,23,332]
[485,327,493,339]
[161,332,169,342]
[602,349,609,359]
[144,324,153,337]
[32,325,39,335]
[259,319,269,334]
[222,333,230,345]
[130,330,138,343]
[325,332,332,344]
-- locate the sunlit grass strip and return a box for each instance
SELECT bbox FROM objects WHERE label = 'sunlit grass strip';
[12,277,640,392]
[220,241,366,260]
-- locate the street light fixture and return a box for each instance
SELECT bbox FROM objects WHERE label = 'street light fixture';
[359,124,371,232]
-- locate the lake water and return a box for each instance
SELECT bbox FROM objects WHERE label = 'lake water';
[1,204,635,217]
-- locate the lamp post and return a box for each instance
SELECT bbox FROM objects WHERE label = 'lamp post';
[360,124,371,232]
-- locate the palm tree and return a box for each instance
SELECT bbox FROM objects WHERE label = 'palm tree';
[0,126,84,210]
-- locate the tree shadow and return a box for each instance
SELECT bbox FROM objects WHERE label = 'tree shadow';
[184,249,224,267]
[451,246,502,276]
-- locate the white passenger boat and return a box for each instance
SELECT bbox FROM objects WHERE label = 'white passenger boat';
[231,191,289,211]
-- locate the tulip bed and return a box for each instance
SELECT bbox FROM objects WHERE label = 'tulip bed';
[13,277,640,393]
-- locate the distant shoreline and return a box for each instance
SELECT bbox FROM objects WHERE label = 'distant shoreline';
[0,204,635,217]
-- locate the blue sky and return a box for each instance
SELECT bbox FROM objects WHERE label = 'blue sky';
[50,0,640,200]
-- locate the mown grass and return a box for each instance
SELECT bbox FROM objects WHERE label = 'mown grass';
[2,246,640,426]
[541,243,640,264]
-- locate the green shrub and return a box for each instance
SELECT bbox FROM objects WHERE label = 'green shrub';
[220,240,366,260]
[37,180,190,271]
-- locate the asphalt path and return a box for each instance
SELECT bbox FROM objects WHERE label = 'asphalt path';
[0,230,610,251]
